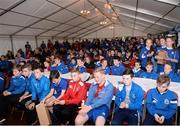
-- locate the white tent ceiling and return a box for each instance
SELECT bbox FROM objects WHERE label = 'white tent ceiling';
[0,0,179,38]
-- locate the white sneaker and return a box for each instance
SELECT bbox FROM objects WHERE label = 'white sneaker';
[0,118,6,124]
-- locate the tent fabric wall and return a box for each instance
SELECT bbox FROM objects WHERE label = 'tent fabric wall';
[12,37,36,53]
[0,37,12,55]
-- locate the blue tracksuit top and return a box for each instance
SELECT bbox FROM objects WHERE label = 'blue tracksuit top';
[7,75,26,95]
[85,80,114,110]
[76,65,87,73]
[68,63,76,69]
[160,71,180,83]
[132,69,144,77]
[146,88,177,119]
[140,71,159,80]
[139,47,149,68]
[50,63,69,74]
[103,67,110,75]
[0,72,4,92]
[25,73,35,93]
[95,61,102,68]
[115,82,144,116]
[111,64,125,76]
[31,75,50,101]
[165,48,179,71]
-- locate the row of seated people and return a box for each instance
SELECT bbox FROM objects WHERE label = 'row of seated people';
[43,54,180,82]
[0,64,178,125]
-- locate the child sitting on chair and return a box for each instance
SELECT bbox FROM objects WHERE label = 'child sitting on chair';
[143,75,177,125]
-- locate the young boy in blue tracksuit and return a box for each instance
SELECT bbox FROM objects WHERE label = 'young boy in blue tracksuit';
[0,64,26,123]
[101,59,110,75]
[26,64,50,124]
[19,64,35,108]
[139,39,154,70]
[143,75,177,125]
[155,38,166,73]
[140,62,159,80]
[111,69,144,125]
[75,68,114,125]
[50,55,69,74]
[68,58,77,69]
[43,70,68,113]
[0,72,4,93]
[111,56,125,76]
[165,37,179,72]
[132,60,144,77]
[160,62,180,82]
[76,57,87,73]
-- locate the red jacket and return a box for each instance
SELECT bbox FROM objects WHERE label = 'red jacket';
[59,80,87,105]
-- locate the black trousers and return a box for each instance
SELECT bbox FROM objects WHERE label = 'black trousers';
[143,112,172,125]
[53,104,80,124]
[25,100,39,124]
[0,94,22,117]
[111,108,139,125]
[18,97,32,110]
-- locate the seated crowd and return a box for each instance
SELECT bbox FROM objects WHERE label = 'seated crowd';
[0,36,179,125]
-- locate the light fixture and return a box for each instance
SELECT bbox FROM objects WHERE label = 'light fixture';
[100,21,108,25]
[100,18,108,25]
[80,0,90,16]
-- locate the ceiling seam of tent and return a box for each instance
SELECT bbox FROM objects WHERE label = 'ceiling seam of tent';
[143,6,177,32]
[110,2,180,24]
[0,0,26,17]
[10,0,80,36]
[46,0,101,25]
[44,0,103,38]
[132,0,139,36]
[106,0,123,26]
